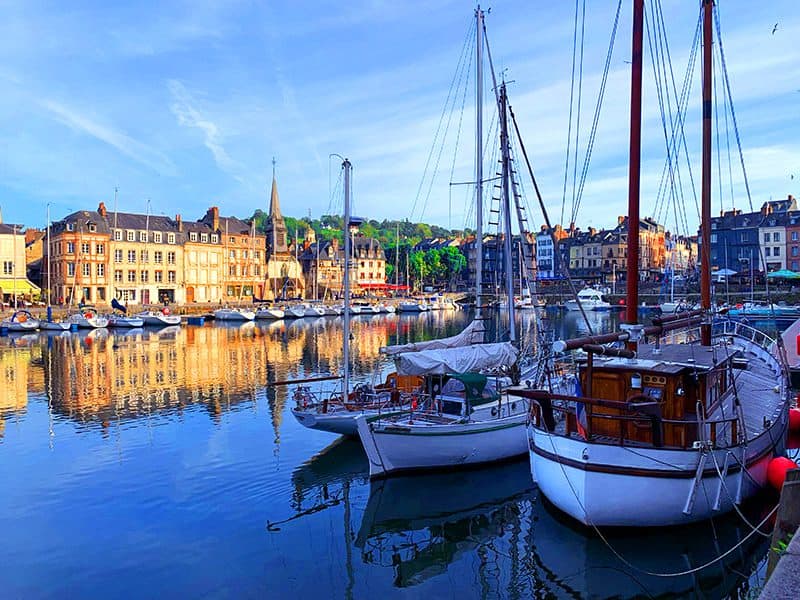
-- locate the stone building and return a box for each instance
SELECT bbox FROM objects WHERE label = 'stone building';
[103,203,186,305]
[0,220,39,303]
[198,206,265,301]
[47,209,111,305]
[182,215,224,303]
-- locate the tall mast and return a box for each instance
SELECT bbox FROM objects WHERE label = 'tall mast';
[625,0,644,332]
[46,203,51,308]
[342,159,352,400]
[700,0,713,345]
[395,222,399,291]
[475,5,484,316]
[499,82,517,342]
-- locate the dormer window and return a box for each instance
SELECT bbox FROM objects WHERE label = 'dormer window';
[154,232,162,243]
[211,234,218,243]
[139,231,147,242]
[167,233,175,244]
[114,230,122,241]
[88,222,97,232]
[201,233,208,243]
[189,232,198,242]
[66,223,75,232]
[127,230,135,241]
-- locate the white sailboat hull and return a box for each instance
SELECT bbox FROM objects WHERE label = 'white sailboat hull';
[255,308,285,320]
[303,306,326,317]
[529,418,784,527]
[291,407,388,436]
[213,308,255,321]
[109,316,145,328]
[40,321,72,331]
[2,319,40,331]
[68,314,109,328]
[285,307,306,318]
[138,312,182,326]
[357,412,529,478]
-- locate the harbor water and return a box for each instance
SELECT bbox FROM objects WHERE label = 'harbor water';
[0,310,777,598]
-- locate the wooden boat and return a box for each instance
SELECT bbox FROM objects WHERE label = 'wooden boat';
[509,0,790,527]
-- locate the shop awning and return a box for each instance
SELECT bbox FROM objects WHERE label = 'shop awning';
[0,278,40,295]
[358,283,410,290]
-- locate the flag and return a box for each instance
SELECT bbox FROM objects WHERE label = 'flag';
[574,376,588,439]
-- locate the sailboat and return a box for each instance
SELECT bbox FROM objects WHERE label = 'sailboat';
[1,310,40,332]
[508,0,790,526]
[356,10,534,477]
[290,159,417,436]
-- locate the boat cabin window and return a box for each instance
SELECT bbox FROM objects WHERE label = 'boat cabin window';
[440,399,465,417]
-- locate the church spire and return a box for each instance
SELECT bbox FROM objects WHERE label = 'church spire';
[269,157,282,219]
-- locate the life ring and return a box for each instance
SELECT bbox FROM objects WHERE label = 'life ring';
[85,311,95,319]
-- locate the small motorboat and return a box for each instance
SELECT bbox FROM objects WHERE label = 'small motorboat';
[564,288,611,312]
[213,307,256,321]
[1,310,40,332]
[137,308,182,326]
[68,307,109,329]
[397,300,423,312]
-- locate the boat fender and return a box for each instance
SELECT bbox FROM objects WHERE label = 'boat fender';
[85,311,94,319]
[789,408,800,433]
[767,456,798,491]
[411,396,418,411]
[162,307,171,315]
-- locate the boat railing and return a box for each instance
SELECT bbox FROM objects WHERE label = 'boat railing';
[530,398,741,450]
[658,319,778,353]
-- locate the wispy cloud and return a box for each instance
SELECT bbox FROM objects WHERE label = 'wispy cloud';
[38,99,177,176]
[167,80,244,183]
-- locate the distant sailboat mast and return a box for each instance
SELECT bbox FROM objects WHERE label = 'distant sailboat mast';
[475,5,485,317]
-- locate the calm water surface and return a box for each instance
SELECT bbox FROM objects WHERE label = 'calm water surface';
[0,310,775,598]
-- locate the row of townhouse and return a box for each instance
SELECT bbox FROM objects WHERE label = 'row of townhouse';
[46,203,268,306]
[534,216,678,283]
[706,195,799,273]
[44,176,388,306]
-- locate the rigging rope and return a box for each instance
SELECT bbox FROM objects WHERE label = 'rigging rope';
[571,0,622,229]
[409,19,474,221]
[569,0,587,229]
[560,0,582,229]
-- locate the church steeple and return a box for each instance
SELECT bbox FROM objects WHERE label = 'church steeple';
[265,157,289,257]
[268,157,282,220]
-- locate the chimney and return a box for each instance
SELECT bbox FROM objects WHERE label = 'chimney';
[98,202,107,217]
[618,215,625,226]
[207,206,220,230]
[175,214,182,232]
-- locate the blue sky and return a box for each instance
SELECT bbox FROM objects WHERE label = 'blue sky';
[0,0,798,237]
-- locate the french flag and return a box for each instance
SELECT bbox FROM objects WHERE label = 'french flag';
[575,376,588,439]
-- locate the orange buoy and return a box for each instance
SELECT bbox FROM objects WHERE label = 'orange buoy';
[790,408,800,433]
[767,456,798,490]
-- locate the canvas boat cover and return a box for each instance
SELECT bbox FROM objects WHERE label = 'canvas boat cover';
[394,342,518,376]
[380,319,486,356]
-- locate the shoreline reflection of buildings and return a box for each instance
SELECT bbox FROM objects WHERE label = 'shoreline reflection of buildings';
[41,325,310,432]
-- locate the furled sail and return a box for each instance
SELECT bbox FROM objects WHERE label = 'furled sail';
[380,319,486,356]
[394,342,518,376]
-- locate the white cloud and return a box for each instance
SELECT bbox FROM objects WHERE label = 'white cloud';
[38,99,177,176]
[167,80,244,183]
